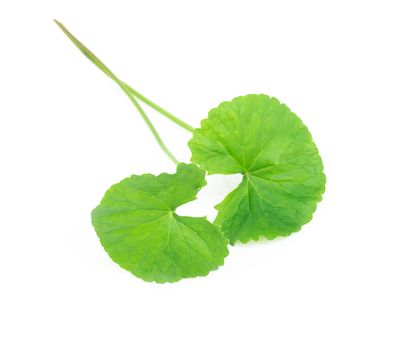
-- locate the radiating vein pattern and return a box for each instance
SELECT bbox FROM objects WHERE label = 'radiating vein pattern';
[189,94,326,243]
[92,163,228,282]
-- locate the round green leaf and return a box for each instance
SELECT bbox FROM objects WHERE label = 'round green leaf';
[92,163,229,283]
[189,94,326,243]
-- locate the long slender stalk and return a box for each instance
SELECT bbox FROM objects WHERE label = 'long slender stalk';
[54,20,179,165]
[121,84,194,132]
[120,84,179,165]
[54,20,194,132]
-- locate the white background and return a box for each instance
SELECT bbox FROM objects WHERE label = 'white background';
[1,0,398,349]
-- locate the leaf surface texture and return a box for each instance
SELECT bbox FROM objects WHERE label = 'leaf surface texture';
[92,164,228,282]
[189,94,326,243]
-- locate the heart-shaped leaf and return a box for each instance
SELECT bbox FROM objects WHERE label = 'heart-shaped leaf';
[92,163,229,283]
[189,94,326,243]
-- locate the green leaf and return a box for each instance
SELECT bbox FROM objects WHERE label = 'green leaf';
[91,163,229,283]
[189,94,326,244]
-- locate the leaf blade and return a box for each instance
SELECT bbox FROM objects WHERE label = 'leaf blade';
[92,163,229,283]
[189,94,326,243]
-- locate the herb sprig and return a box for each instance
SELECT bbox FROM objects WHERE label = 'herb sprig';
[56,21,326,283]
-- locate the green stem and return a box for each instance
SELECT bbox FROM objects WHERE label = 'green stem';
[121,84,194,132]
[119,81,179,165]
[54,20,194,132]
[54,20,179,165]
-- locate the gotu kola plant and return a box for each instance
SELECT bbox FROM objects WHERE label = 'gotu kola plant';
[55,20,326,283]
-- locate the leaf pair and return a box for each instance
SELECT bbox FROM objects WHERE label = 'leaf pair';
[56,21,326,283]
[91,94,325,282]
